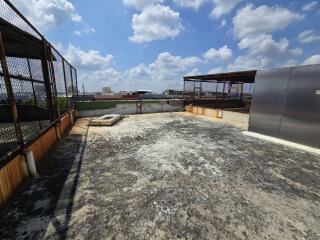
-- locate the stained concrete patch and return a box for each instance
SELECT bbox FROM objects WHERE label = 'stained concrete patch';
[0,113,319,240]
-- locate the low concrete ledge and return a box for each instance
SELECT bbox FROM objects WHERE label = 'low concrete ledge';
[222,110,249,124]
[90,114,123,126]
[187,106,249,125]
[243,131,320,155]
[76,100,183,117]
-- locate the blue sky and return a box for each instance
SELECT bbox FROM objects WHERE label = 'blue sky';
[11,0,320,92]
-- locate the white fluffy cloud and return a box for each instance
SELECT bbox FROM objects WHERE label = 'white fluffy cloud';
[74,25,97,37]
[84,25,97,34]
[229,4,304,71]
[209,67,224,74]
[228,55,266,71]
[210,0,242,18]
[238,35,294,56]
[302,1,318,11]
[74,30,81,36]
[130,4,184,43]
[80,68,122,91]
[125,52,201,90]
[123,0,163,10]
[303,55,320,65]
[61,44,121,91]
[228,34,302,71]
[151,52,201,73]
[173,0,206,10]
[298,30,320,43]
[11,0,81,30]
[64,44,114,70]
[173,0,241,17]
[233,4,302,39]
[203,45,233,61]
[62,43,201,91]
[126,52,201,90]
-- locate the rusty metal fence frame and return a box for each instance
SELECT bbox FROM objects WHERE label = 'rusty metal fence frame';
[183,71,256,109]
[0,0,78,166]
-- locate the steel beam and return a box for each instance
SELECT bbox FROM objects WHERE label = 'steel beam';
[48,47,60,117]
[40,39,55,121]
[0,31,24,145]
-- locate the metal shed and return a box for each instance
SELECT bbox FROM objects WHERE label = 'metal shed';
[249,64,320,148]
[184,64,320,148]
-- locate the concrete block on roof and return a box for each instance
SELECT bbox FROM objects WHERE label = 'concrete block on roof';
[90,114,123,126]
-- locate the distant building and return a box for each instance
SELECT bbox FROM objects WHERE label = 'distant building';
[164,89,183,96]
[164,89,190,99]
[102,87,113,95]
[131,90,152,96]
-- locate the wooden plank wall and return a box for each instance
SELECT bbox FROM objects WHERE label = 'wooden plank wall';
[0,155,27,206]
[188,106,221,118]
[60,114,71,134]
[26,127,58,163]
[0,109,76,206]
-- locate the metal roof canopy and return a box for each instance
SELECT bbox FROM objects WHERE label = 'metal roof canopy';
[184,70,257,84]
[0,18,52,60]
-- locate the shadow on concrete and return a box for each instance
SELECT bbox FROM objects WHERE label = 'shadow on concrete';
[0,119,89,240]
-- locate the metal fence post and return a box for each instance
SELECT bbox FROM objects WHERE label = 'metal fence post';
[183,79,186,101]
[222,79,226,109]
[40,39,55,121]
[215,81,219,108]
[70,65,74,96]
[0,32,24,145]
[62,60,69,104]
[74,68,79,96]
[48,46,60,117]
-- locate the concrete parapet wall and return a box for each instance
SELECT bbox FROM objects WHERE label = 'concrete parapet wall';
[222,110,249,124]
[204,108,219,118]
[77,100,183,117]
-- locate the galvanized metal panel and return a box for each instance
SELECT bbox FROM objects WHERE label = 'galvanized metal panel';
[279,64,320,148]
[249,68,291,137]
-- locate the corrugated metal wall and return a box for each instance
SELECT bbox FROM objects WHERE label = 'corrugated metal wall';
[249,64,320,148]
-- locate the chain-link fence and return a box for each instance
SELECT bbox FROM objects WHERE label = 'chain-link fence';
[0,0,78,165]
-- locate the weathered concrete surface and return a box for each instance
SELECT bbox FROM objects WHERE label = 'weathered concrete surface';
[0,113,319,240]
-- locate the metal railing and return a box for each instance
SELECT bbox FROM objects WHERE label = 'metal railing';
[183,79,254,109]
[0,0,78,165]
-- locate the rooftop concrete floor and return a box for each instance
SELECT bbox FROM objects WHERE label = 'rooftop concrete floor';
[0,112,319,240]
